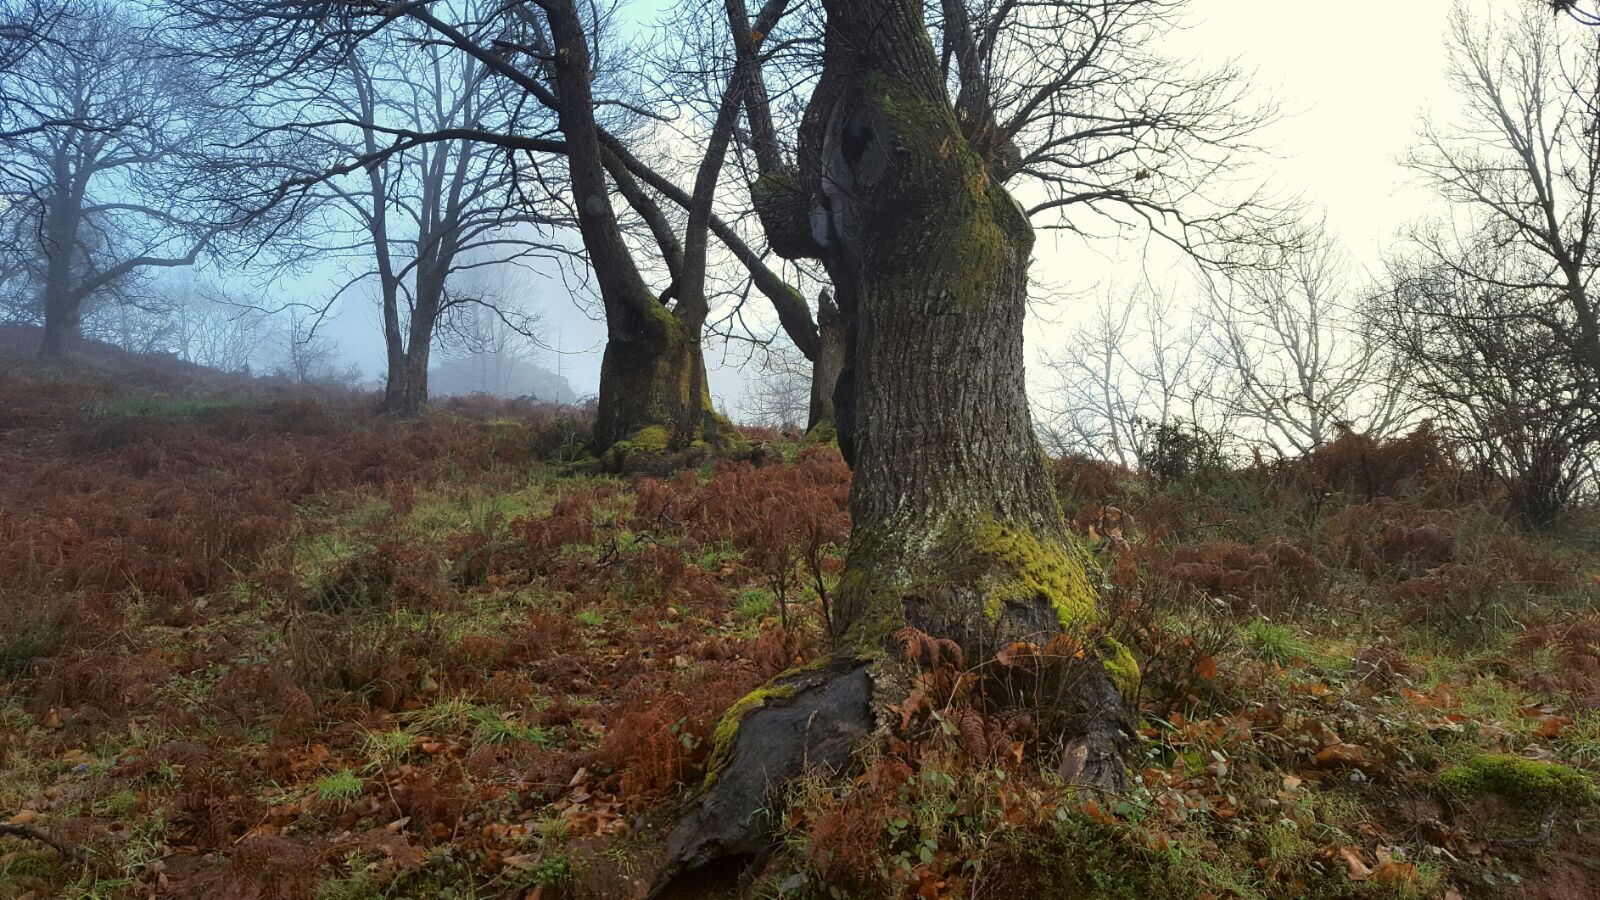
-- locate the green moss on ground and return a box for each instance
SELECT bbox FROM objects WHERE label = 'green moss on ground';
[1432,754,1598,812]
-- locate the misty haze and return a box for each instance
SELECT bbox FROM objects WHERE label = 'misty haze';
[3,2,1600,898]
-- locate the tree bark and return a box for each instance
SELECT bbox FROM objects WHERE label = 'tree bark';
[36,190,81,361]
[807,289,843,435]
[658,0,1131,885]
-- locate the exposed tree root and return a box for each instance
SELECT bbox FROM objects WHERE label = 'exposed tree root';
[652,658,875,895]
[0,823,86,866]
[650,639,1133,895]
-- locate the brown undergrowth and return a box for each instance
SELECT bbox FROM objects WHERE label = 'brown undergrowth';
[0,367,1597,899]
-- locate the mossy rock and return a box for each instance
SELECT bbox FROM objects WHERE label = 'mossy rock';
[1431,754,1598,815]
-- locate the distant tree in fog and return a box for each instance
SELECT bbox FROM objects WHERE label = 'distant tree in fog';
[166,278,272,373]
[1206,220,1412,456]
[741,345,812,434]
[175,1,562,416]
[0,1,245,360]
[271,310,359,388]
[1041,288,1218,468]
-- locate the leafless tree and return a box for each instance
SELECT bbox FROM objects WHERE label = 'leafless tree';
[186,4,565,415]
[1206,220,1412,456]
[430,265,556,399]
[0,0,78,146]
[175,0,820,446]
[270,309,358,388]
[1041,287,1219,468]
[164,276,273,373]
[740,343,812,433]
[936,0,1284,258]
[1375,3,1600,525]
[0,1,242,360]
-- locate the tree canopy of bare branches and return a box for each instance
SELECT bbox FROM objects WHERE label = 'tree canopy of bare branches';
[0,1,250,359]
[1207,222,1412,456]
[1375,2,1600,526]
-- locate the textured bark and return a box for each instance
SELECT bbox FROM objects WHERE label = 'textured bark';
[37,267,78,361]
[807,289,843,434]
[657,1,1131,886]
[594,307,724,451]
[36,185,83,361]
[375,260,444,418]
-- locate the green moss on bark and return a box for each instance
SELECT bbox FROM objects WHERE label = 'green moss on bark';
[703,682,801,788]
[751,170,800,202]
[861,72,1016,314]
[1099,636,1139,701]
[837,566,909,656]
[966,517,1099,631]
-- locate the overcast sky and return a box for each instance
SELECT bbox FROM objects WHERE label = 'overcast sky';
[296,0,1465,413]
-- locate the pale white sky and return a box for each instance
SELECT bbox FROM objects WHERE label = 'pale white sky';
[1019,0,1459,398]
[1165,0,1452,269]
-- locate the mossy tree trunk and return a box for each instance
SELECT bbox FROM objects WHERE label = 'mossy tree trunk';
[594,297,726,450]
[544,0,728,452]
[659,0,1131,885]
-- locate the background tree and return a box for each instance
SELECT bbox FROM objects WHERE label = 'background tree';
[740,342,813,433]
[1041,287,1219,469]
[193,4,561,416]
[1376,3,1600,525]
[0,1,237,360]
[271,308,359,388]
[165,276,273,374]
[1207,221,1412,456]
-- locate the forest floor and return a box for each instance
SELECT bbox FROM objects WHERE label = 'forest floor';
[2,349,1600,899]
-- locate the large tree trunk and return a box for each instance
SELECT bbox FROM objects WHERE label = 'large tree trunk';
[658,0,1130,886]
[37,282,79,361]
[378,276,439,419]
[594,306,726,450]
[379,344,431,419]
[36,199,79,362]
[377,279,411,415]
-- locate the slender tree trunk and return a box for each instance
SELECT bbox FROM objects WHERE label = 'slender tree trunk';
[659,0,1130,883]
[807,289,843,436]
[376,275,410,414]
